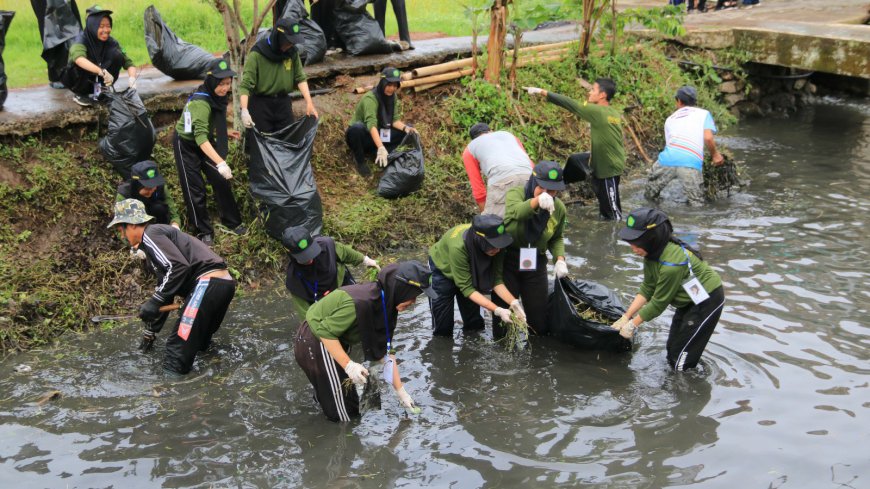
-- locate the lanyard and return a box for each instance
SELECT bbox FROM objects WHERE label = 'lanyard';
[296,272,318,302]
[660,246,696,278]
[380,290,391,355]
[185,92,210,108]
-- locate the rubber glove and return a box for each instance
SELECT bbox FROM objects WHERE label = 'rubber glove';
[375,146,389,168]
[130,247,146,260]
[493,307,512,323]
[216,161,233,180]
[523,86,545,96]
[611,315,629,331]
[344,360,369,385]
[100,69,114,87]
[554,259,569,279]
[537,192,556,213]
[241,108,254,128]
[138,330,156,351]
[138,298,162,323]
[394,385,416,410]
[509,299,527,323]
[619,322,637,339]
[363,256,381,271]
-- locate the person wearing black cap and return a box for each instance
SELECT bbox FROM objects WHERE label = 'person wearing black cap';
[374,0,413,49]
[645,85,725,207]
[463,123,534,216]
[65,6,137,107]
[494,161,569,336]
[173,59,245,247]
[283,225,381,316]
[239,17,318,133]
[614,207,725,371]
[116,160,180,229]
[524,79,625,220]
[345,67,417,177]
[427,214,527,336]
[295,260,437,422]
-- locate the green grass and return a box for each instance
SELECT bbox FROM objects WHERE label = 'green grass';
[1,0,472,88]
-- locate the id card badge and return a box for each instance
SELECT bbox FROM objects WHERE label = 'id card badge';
[519,247,538,271]
[682,277,710,305]
[183,110,192,133]
[379,128,392,143]
[93,82,102,99]
[383,355,395,385]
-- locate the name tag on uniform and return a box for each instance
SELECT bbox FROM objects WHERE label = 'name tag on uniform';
[93,82,101,98]
[383,356,395,385]
[682,277,710,305]
[379,128,392,143]
[184,110,192,133]
[519,247,537,271]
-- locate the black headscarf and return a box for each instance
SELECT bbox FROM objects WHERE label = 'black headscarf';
[190,72,230,158]
[372,77,397,129]
[285,237,340,303]
[463,229,496,293]
[251,19,299,62]
[629,220,705,262]
[523,175,551,247]
[79,11,119,69]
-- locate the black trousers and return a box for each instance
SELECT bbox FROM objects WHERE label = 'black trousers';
[666,286,725,371]
[429,258,485,336]
[163,276,236,374]
[310,0,338,48]
[374,0,411,44]
[344,123,402,167]
[31,0,81,82]
[492,247,550,337]
[249,93,294,134]
[295,321,360,422]
[591,175,622,221]
[172,132,242,237]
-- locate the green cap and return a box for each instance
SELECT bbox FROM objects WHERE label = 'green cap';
[107,199,154,228]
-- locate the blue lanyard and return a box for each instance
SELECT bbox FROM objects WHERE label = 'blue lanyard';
[660,246,696,278]
[185,92,211,109]
[380,290,391,355]
[296,272,319,302]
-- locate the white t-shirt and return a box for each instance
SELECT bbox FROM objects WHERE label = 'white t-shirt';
[658,106,717,171]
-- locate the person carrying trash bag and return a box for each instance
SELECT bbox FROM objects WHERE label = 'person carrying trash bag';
[173,59,246,247]
[116,160,180,229]
[64,6,138,107]
[295,261,437,422]
[345,66,417,177]
[239,17,318,134]
[428,214,527,337]
[282,225,381,317]
[613,207,725,371]
[493,161,570,337]
[107,199,237,375]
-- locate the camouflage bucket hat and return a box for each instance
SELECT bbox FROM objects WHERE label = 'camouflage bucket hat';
[107,199,155,228]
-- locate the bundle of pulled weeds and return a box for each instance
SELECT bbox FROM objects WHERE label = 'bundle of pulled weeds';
[570,299,611,323]
[501,311,532,352]
[704,150,749,199]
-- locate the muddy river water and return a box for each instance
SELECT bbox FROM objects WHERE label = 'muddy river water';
[1,96,868,488]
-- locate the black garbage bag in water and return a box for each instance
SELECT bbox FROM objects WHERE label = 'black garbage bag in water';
[43,0,81,85]
[377,132,425,199]
[548,277,632,352]
[99,89,157,179]
[248,116,324,239]
[0,10,13,110]
[334,1,393,56]
[144,6,216,80]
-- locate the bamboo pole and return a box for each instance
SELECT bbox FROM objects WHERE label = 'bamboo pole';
[401,68,474,88]
[509,53,566,70]
[516,40,573,54]
[521,47,569,59]
[412,58,476,78]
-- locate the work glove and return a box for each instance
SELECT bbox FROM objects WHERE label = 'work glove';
[611,315,629,331]
[619,322,637,340]
[171,222,180,230]
[363,256,381,271]
[344,360,369,386]
[128,76,137,91]
[537,192,555,213]
[394,385,417,410]
[509,299,527,323]
[375,146,389,168]
[130,247,146,260]
[216,161,233,180]
[100,69,114,87]
[404,126,418,135]
[523,86,545,96]
[241,108,254,128]
[493,307,512,323]
[138,298,162,323]
[138,330,156,352]
[554,259,569,279]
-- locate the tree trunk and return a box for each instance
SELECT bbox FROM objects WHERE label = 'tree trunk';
[508,30,522,94]
[610,0,617,57]
[580,0,594,61]
[485,0,509,85]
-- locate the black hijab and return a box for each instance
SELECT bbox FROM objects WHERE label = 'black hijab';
[190,72,230,158]
[523,175,550,247]
[79,11,119,68]
[251,19,299,62]
[285,237,339,303]
[629,220,704,262]
[372,77,397,129]
[463,228,496,293]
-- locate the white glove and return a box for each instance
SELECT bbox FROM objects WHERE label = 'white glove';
[537,192,555,213]
[241,108,254,128]
[509,299,527,323]
[375,146,389,168]
[523,86,544,96]
[344,360,369,385]
[612,315,629,331]
[131,247,146,260]
[394,385,416,410]
[216,161,233,180]
[363,256,381,271]
[100,69,114,87]
[619,322,637,339]
[129,77,137,91]
[493,307,512,323]
[554,259,569,279]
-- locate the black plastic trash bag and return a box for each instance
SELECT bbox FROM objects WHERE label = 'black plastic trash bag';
[275,3,328,66]
[43,0,81,84]
[377,132,425,199]
[99,89,157,179]
[548,277,632,352]
[0,10,13,110]
[248,116,324,239]
[278,0,309,20]
[334,3,393,56]
[342,0,373,14]
[144,5,216,80]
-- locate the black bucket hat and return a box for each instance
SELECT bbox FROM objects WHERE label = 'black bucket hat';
[618,207,670,242]
[394,261,438,300]
[472,214,513,249]
[381,67,402,84]
[563,152,592,184]
[275,18,305,46]
[532,160,566,191]
[282,226,322,263]
[469,122,491,140]
[130,160,165,187]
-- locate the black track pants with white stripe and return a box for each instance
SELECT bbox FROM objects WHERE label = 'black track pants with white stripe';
[294,322,360,422]
[666,286,725,371]
[591,175,622,221]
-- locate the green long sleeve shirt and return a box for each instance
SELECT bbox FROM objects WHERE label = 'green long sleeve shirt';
[305,290,361,346]
[350,91,404,130]
[175,99,214,146]
[638,242,723,321]
[290,241,366,317]
[547,92,625,179]
[68,42,134,69]
[429,223,505,298]
[239,51,307,97]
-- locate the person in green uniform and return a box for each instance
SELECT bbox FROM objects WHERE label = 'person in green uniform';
[493,161,570,337]
[282,225,381,317]
[345,66,418,177]
[613,207,725,371]
[295,261,438,422]
[524,79,626,220]
[116,160,180,229]
[173,59,245,247]
[239,17,318,133]
[65,6,137,107]
[428,214,527,336]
